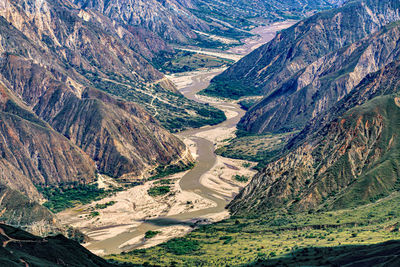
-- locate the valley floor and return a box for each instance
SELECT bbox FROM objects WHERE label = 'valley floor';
[56,21,293,257]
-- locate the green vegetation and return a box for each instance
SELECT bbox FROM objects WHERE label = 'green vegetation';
[89,211,100,218]
[152,50,234,74]
[148,186,171,197]
[95,201,116,210]
[145,230,161,239]
[148,161,195,181]
[238,98,260,110]
[154,179,173,185]
[37,183,110,213]
[107,192,400,266]
[242,162,251,168]
[199,80,263,100]
[233,175,249,183]
[163,238,201,255]
[216,131,296,169]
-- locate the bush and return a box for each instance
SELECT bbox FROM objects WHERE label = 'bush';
[148,186,171,197]
[145,230,161,239]
[38,184,108,213]
[163,238,200,255]
[233,175,249,182]
[95,201,116,209]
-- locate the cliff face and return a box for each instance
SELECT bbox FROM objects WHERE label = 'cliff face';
[205,0,400,133]
[229,61,400,215]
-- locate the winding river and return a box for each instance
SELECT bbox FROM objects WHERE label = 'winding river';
[84,21,296,255]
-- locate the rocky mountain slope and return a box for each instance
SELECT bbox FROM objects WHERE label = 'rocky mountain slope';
[0,223,120,266]
[0,0,195,180]
[73,0,210,44]
[240,20,400,133]
[229,60,400,214]
[0,81,96,200]
[204,0,400,133]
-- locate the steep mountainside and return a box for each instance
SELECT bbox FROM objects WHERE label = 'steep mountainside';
[1,0,224,133]
[229,61,400,214]
[203,0,400,132]
[0,82,96,200]
[0,0,195,184]
[190,0,342,30]
[0,224,120,266]
[73,0,210,44]
[240,21,400,133]
[0,185,55,233]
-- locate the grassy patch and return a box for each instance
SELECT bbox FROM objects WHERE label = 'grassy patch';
[238,98,260,110]
[233,175,249,183]
[145,230,161,239]
[147,186,171,197]
[37,183,117,213]
[162,238,200,255]
[95,201,116,210]
[152,50,234,74]
[199,80,262,100]
[216,131,296,168]
[148,161,195,181]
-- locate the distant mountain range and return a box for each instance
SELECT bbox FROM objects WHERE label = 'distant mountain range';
[73,0,342,46]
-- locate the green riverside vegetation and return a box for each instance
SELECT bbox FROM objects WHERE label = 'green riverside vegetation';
[107,192,400,266]
[148,186,171,197]
[152,50,234,74]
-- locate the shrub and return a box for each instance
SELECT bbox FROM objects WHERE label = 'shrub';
[148,186,171,197]
[233,175,249,182]
[145,230,161,239]
[163,238,200,255]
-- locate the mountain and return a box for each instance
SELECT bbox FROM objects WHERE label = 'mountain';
[229,60,400,214]
[0,0,197,184]
[0,223,121,266]
[203,0,400,133]
[73,0,210,44]
[73,0,341,46]
[0,81,96,200]
[240,20,400,133]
